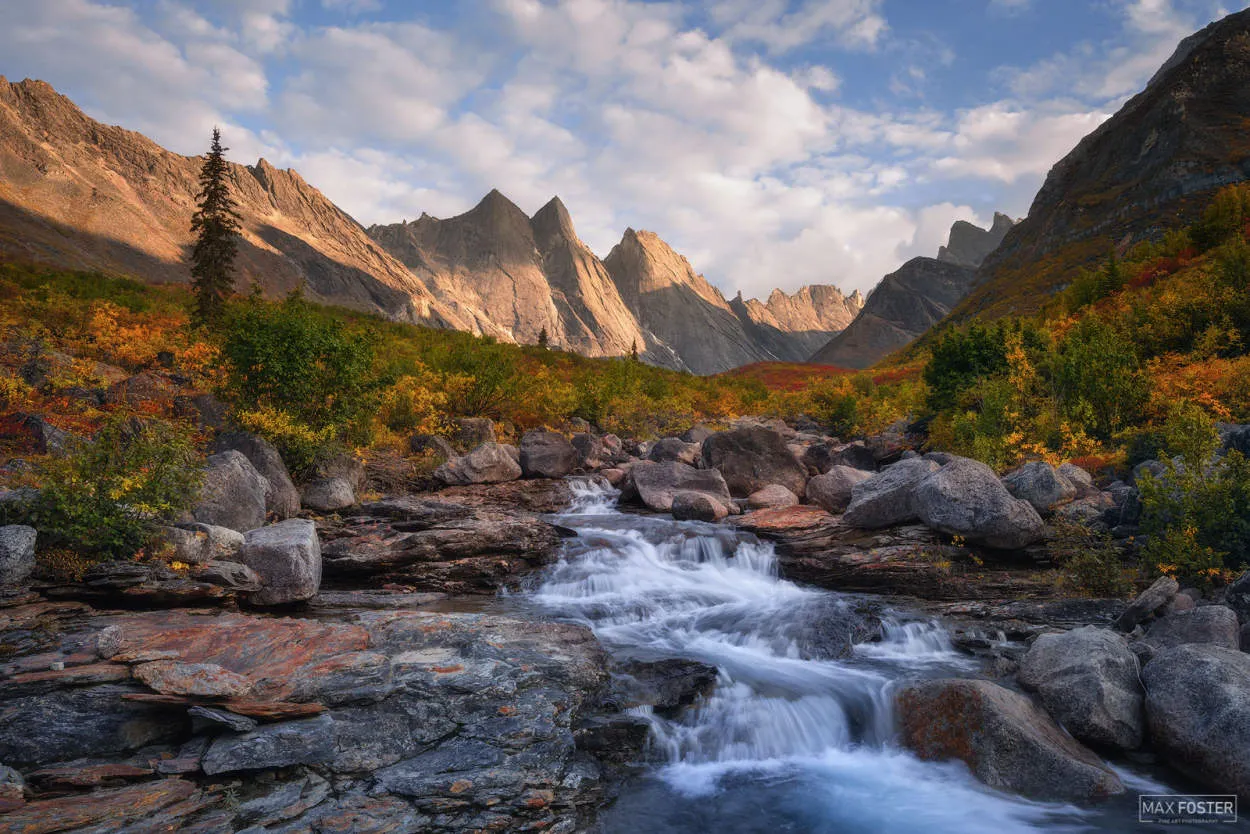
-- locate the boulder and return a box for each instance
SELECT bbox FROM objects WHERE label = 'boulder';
[193,451,268,533]
[1144,606,1241,650]
[408,434,455,460]
[313,452,366,493]
[434,443,522,486]
[1220,422,1250,457]
[701,427,808,498]
[842,457,941,529]
[0,412,79,456]
[208,432,300,519]
[799,443,839,475]
[173,392,230,430]
[1115,575,1179,631]
[806,466,872,514]
[912,457,1046,549]
[452,417,496,451]
[648,437,701,466]
[233,519,322,605]
[571,432,607,469]
[1017,626,1144,750]
[600,468,626,487]
[1143,645,1250,799]
[896,678,1124,801]
[681,425,713,444]
[0,525,36,587]
[830,442,877,472]
[300,477,356,512]
[519,430,578,479]
[193,560,263,593]
[1058,462,1096,494]
[1002,461,1077,515]
[1226,570,1250,623]
[1053,493,1116,527]
[671,491,730,522]
[623,461,732,513]
[160,523,244,566]
[747,484,799,510]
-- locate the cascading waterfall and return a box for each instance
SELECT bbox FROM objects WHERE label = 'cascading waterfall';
[527,479,1128,833]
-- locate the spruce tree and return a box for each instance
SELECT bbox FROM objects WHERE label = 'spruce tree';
[629,339,639,361]
[538,326,549,349]
[190,127,242,325]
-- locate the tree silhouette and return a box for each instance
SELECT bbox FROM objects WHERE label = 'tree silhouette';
[629,339,639,361]
[190,127,242,325]
[538,327,550,349]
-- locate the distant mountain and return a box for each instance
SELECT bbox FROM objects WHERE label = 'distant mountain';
[0,75,864,374]
[809,215,1013,369]
[955,8,1250,322]
[0,77,469,327]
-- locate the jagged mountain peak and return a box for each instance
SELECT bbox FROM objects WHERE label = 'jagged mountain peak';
[530,196,577,246]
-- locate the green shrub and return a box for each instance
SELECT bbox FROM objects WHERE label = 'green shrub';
[1139,408,1250,581]
[923,322,1009,413]
[807,383,859,437]
[1047,316,1148,439]
[1065,253,1126,312]
[17,417,203,561]
[221,291,390,445]
[1051,520,1133,597]
[1192,183,1250,250]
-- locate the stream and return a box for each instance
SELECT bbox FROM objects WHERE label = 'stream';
[519,480,1228,834]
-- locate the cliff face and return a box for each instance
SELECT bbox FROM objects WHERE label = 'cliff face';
[938,213,1015,269]
[730,286,864,362]
[808,258,978,369]
[0,76,467,326]
[958,9,1250,321]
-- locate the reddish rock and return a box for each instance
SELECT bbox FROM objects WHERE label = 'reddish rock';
[27,762,152,790]
[0,778,197,834]
[133,660,254,698]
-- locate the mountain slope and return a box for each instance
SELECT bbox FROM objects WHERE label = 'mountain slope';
[0,76,470,326]
[809,258,979,369]
[955,8,1250,322]
[808,214,1013,368]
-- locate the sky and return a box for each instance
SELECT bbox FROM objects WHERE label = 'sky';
[1,0,1246,299]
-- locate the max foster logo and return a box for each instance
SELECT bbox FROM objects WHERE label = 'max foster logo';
[1139,795,1238,824]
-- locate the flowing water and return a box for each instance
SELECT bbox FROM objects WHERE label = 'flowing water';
[520,480,1232,834]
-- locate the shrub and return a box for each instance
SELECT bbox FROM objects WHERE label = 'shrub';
[1047,316,1148,439]
[1065,253,1125,312]
[923,322,1009,413]
[807,380,859,437]
[16,417,203,562]
[1192,183,1250,250]
[221,292,389,440]
[235,406,341,480]
[1051,520,1133,597]
[1139,433,1250,581]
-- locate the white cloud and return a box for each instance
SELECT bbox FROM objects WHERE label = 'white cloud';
[707,0,888,53]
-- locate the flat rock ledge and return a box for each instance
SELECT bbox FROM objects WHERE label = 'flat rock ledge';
[0,594,680,833]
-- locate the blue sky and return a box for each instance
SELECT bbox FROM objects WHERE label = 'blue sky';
[2,0,1245,298]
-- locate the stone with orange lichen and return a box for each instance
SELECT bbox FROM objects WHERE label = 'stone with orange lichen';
[0,778,198,834]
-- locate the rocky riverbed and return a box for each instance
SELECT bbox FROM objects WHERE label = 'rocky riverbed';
[2,417,1250,831]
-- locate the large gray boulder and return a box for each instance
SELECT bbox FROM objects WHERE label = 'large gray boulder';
[1226,570,1250,623]
[434,443,522,486]
[842,458,940,529]
[160,523,244,566]
[299,477,356,512]
[208,432,300,519]
[912,457,1045,549]
[1018,626,1144,751]
[701,427,807,499]
[232,519,322,606]
[648,437,701,466]
[1143,644,1250,799]
[1115,575,1179,631]
[897,678,1124,801]
[623,461,731,513]
[571,433,608,470]
[193,451,268,533]
[1144,606,1241,651]
[1058,462,1096,494]
[1002,461,1077,515]
[671,491,730,522]
[452,417,496,451]
[747,484,799,510]
[519,430,577,479]
[0,525,36,587]
[806,466,872,514]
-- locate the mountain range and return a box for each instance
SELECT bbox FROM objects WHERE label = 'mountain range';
[0,75,869,375]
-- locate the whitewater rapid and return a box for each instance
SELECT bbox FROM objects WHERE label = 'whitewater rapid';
[523,480,1177,833]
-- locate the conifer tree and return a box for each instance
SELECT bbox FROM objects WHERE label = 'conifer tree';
[629,339,639,361]
[538,327,549,349]
[190,127,242,325]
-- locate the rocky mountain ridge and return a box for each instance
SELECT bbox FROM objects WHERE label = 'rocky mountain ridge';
[955,7,1250,321]
[0,75,861,375]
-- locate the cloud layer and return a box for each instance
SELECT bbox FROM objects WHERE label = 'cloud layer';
[0,0,1242,298]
